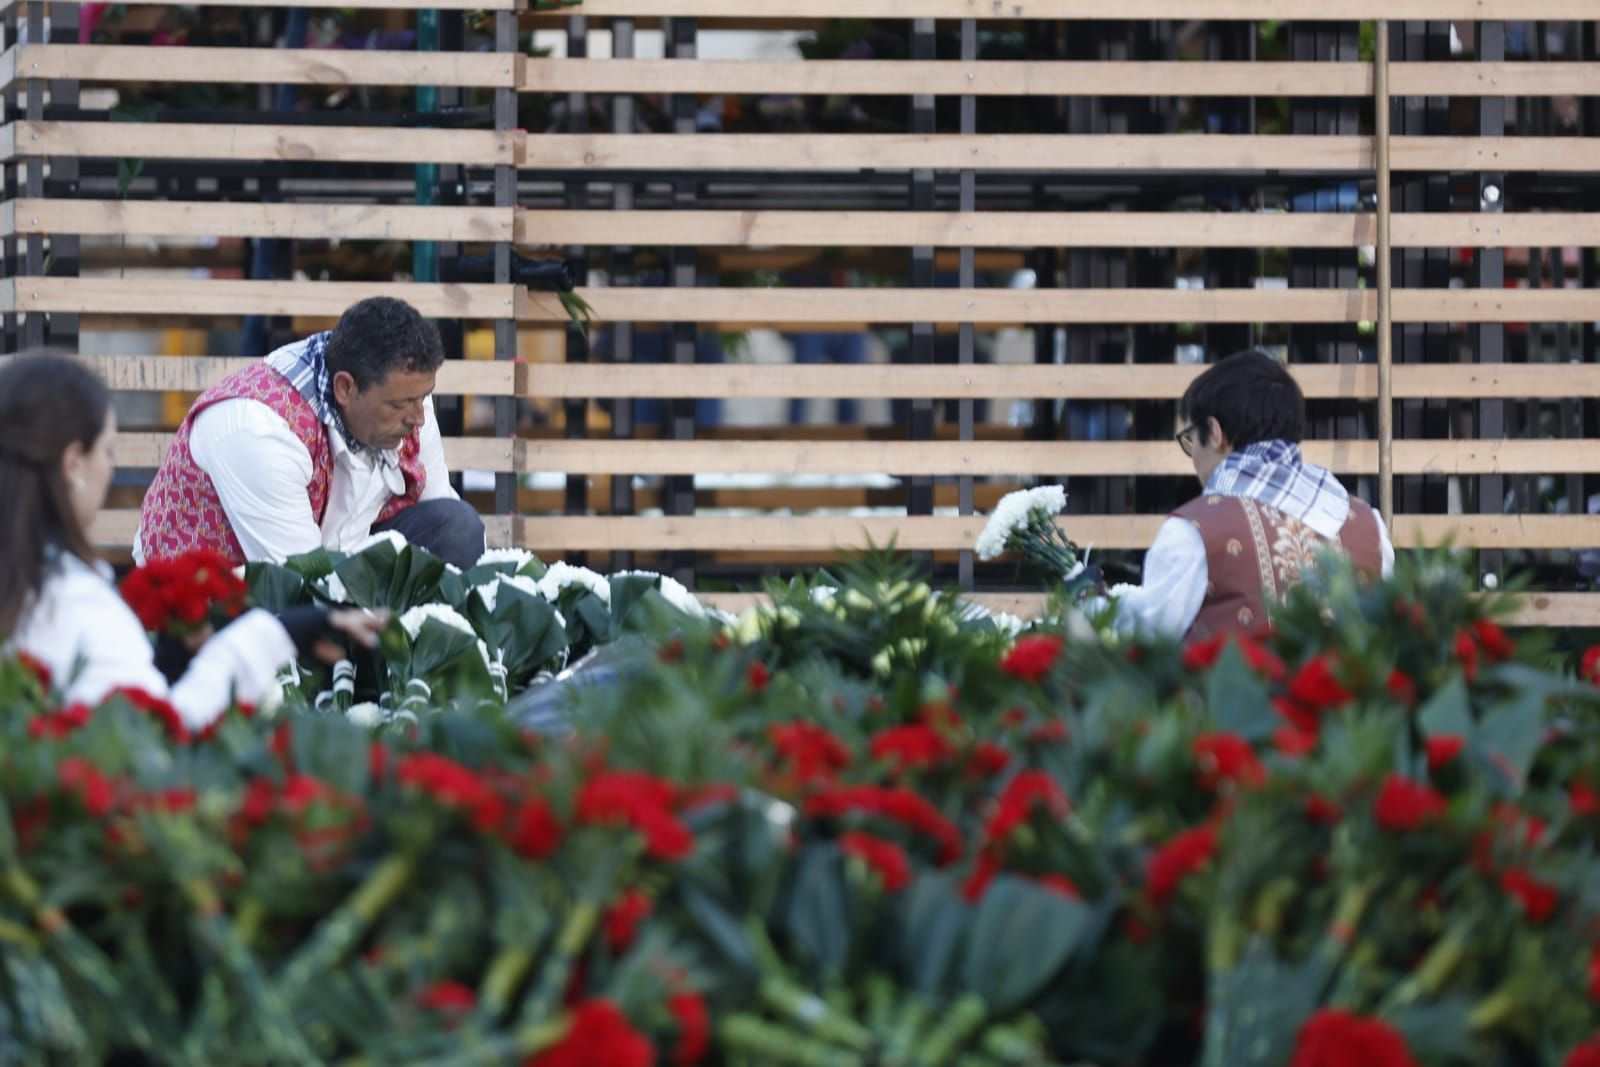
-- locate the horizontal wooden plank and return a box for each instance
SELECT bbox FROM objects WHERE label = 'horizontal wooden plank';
[10,0,514,11]
[526,0,1598,18]
[1,278,520,320]
[6,199,512,242]
[523,362,1600,401]
[517,210,1600,250]
[520,287,1599,327]
[8,121,514,166]
[516,513,1600,552]
[119,433,515,472]
[2,44,517,89]
[521,59,1600,99]
[91,510,516,550]
[80,355,516,396]
[517,438,1600,477]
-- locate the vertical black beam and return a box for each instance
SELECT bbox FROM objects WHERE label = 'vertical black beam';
[907,16,937,522]
[609,17,637,573]
[494,12,520,521]
[434,11,467,443]
[564,16,592,538]
[957,17,976,588]
[2,1,17,354]
[665,15,697,583]
[1474,20,1505,578]
[22,1,45,351]
[1203,19,1253,361]
[46,2,79,353]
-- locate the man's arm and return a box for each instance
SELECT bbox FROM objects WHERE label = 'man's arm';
[189,398,324,562]
[1105,518,1210,638]
[417,395,460,502]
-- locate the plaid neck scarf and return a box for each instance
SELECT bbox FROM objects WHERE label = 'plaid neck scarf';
[265,332,384,461]
[1204,439,1350,539]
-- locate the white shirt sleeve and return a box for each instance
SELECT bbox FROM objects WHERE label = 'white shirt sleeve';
[18,566,296,732]
[417,396,459,502]
[1105,518,1210,639]
[1374,509,1396,579]
[189,398,324,563]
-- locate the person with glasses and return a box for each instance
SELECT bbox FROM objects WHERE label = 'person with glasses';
[1101,349,1393,639]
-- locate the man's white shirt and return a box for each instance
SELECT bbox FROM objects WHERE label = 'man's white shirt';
[135,394,456,564]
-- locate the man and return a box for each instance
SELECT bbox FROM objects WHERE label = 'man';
[138,296,486,569]
[1104,349,1393,639]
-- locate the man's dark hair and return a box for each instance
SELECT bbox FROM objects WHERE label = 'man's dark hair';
[1180,349,1306,449]
[324,297,445,390]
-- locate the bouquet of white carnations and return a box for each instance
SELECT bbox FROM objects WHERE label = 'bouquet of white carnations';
[974,485,1092,589]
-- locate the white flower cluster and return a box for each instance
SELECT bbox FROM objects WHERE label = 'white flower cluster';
[975,485,1067,561]
[475,572,543,613]
[615,569,705,618]
[476,547,538,572]
[537,561,611,607]
[318,572,350,604]
[352,530,410,555]
[346,701,386,727]
[399,603,477,640]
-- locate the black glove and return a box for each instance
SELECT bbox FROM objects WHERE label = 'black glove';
[276,604,338,659]
[152,634,194,685]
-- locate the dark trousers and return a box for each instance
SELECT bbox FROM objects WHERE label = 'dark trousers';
[371,498,486,570]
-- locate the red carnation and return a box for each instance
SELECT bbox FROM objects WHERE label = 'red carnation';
[984,770,1069,845]
[416,980,477,1015]
[1572,783,1600,818]
[603,889,654,952]
[577,771,693,862]
[15,650,52,689]
[1373,774,1447,833]
[1470,619,1516,663]
[746,661,770,693]
[368,742,389,783]
[1289,1009,1419,1067]
[112,687,191,744]
[1146,824,1218,909]
[30,703,92,740]
[1273,726,1319,758]
[999,634,1064,683]
[805,785,962,865]
[1182,633,1282,681]
[1425,735,1465,772]
[57,757,114,816]
[1455,631,1480,682]
[668,992,710,1066]
[768,721,852,784]
[1287,655,1353,712]
[1500,867,1558,924]
[1589,946,1600,1002]
[1304,793,1342,825]
[869,723,954,773]
[962,850,1002,903]
[398,752,506,832]
[1385,669,1417,708]
[525,998,654,1067]
[508,799,563,860]
[1566,1037,1600,1067]
[1583,647,1600,686]
[1191,733,1266,793]
[966,742,1011,779]
[840,830,912,892]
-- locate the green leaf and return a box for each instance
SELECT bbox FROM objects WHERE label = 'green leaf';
[609,573,662,628]
[1393,997,1476,1065]
[1475,689,1546,794]
[1417,674,1473,739]
[898,870,968,996]
[681,884,760,981]
[961,875,1088,1015]
[1206,642,1276,741]
[245,561,310,614]
[1200,942,1324,1067]
[783,843,852,978]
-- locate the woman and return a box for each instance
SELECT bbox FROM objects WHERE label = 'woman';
[0,355,381,730]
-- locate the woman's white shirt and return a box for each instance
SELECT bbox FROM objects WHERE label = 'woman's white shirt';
[11,554,296,731]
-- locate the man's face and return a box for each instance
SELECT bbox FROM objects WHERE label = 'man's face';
[1189,416,1230,485]
[332,367,436,451]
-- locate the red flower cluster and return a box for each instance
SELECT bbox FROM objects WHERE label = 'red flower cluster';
[15,650,52,690]
[508,799,563,860]
[1191,733,1266,794]
[603,889,654,951]
[119,549,248,637]
[983,770,1069,845]
[999,634,1064,683]
[1573,782,1600,818]
[1287,655,1353,712]
[57,757,115,816]
[1583,647,1600,686]
[747,661,771,693]
[966,741,1011,779]
[29,703,92,740]
[1373,774,1447,833]
[869,723,955,774]
[768,722,852,785]
[416,980,477,1016]
[577,770,693,862]
[804,784,962,865]
[839,830,912,892]
[112,687,191,744]
[1146,824,1218,909]
[1500,867,1558,924]
[1469,619,1516,663]
[1181,632,1285,682]
[668,992,709,1066]
[1425,734,1465,772]
[525,998,654,1067]
[1566,1037,1600,1067]
[399,752,508,831]
[1288,1009,1419,1067]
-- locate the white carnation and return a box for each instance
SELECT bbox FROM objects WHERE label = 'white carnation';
[537,561,611,606]
[351,530,410,555]
[318,572,350,604]
[975,485,1067,561]
[614,569,705,618]
[346,702,385,727]
[809,585,838,605]
[399,603,477,640]
[477,547,537,570]
[473,581,499,613]
[989,611,1028,639]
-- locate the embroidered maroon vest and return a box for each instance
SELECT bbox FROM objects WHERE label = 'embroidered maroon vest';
[137,362,426,565]
[1172,494,1383,641]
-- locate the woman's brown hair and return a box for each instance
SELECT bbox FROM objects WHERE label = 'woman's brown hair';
[0,355,110,637]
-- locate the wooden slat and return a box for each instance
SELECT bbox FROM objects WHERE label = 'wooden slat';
[519,287,1599,327]
[523,362,1600,401]
[518,439,1600,477]
[119,433,515,472]
[82,355,515,396]
[91,510,516,549]
[2,44,517,89]
[530,0,1598,18]
[516,513,1600,552]
[6,199,512,242]
[517,209,1600,250]
[521,59,1600,99]
[8,121,514,166]
[9,0,515,10]
[1,279,520,320]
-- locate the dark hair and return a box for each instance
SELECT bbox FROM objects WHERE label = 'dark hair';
[1180,349,1306,449]
[0,355,111,637]
[323,297,445,391]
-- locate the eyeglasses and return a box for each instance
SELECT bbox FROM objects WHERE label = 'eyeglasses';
[1175,424,1198,457]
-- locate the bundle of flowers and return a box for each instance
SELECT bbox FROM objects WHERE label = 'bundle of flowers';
[119,548,249,640]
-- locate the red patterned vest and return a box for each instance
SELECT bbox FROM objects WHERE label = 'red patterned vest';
[137,362,426,565]
[1172,494,1383,641]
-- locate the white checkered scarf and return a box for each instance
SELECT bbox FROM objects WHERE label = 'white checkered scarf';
[1204,439,1350,539]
